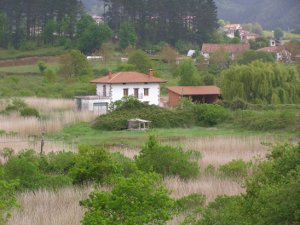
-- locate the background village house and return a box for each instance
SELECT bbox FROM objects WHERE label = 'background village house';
[75,70,166,114]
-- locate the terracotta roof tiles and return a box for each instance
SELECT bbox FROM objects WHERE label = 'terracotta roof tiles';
[201,43,250,54]
[90,71,167,84]
[167,86,220,96]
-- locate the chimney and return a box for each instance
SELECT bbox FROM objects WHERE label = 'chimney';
[148,69,153,77]
[108,71,112,79]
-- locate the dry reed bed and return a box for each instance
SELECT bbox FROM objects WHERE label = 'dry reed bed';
[0,135,76,158]
[7,187,91,225]
[6,136,271,225]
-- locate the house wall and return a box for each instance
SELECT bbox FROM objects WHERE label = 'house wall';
[168,91,181,107]
[96,83,161,105]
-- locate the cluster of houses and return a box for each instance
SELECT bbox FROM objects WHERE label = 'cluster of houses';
[77,23,293,115]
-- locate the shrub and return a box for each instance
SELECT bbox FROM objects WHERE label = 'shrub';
[219,159,248,178]
[234,109,298,131]
[175,193,205,213]
[194,104,229,126]
[39,151,76,174]
[20,107,40,118]
[80,171,175,225]
[2,150,71,190]
[111,152,137,177]
[69,145,117,184]
[135,135,200,179]
[93,98,195,130]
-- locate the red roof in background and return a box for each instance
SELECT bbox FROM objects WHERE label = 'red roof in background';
[257,46,285,53]
[201,43,250,54]
[90,71,167,84]
[167,86,220,96]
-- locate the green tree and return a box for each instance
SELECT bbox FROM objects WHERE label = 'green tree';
[274,28,284,39]
[78,23,112,54]
[119,22,137,49]
[76,15,95,37]
[59,50,92,77]
[175,60,201,86]
[220,61,300,104]
[249,37,269,50]
[238,50,275,64]
[37,61,47,74]
[135,135,200,179]
[81,171,175,225]
[42,20,57,45]
[0,13,9,48]
[0,168,18,225]
[128,50,152,73]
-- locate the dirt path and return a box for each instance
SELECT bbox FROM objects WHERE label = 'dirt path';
[0,56,60,67]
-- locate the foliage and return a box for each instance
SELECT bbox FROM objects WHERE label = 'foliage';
[135,135,200,179]
[119,22,137,49]
[175,41,199,54]
[238,50,275,64]
[93,98,196,130]
[220,61,300,104]
[160,45,178,65]
[234,109,299,131]
[128,50,152,73]
[77,23,112,54]
[242,23,263,35]
[42,20,57,44]
[274,28,284,39]
[105,0,218,45]
[69,145,117,184]
[219,159,248,178]
[80,171,175,225]
[37,61,47,74]
[0,168,18,225]
[59,50,92,77]
[209,49,231,70]
[20,107,40,118]
[174,60,201,86]
[2,150,72,190]
[193,104,229,126]
[175,193,205,214]
[188,143,300,225]
[249,37,269,50]
[76,15,95,38]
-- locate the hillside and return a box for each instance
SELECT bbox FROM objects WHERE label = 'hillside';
[215,0,300,30]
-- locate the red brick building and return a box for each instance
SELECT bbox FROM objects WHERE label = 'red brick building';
[167,86,220,107]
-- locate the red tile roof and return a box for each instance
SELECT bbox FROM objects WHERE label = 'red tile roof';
[257,46,285,53]
[90,71,167,84]
[167,86,220,96]
[201,43,250,54]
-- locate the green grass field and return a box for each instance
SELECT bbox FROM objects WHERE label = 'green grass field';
[263,30,300,40]
[47,122,296,147]
[0,64,61,74]
[0,47,66,60]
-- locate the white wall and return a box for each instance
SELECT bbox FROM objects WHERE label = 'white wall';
[96,83,161,105]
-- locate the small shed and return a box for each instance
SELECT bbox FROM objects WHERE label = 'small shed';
[128,118,151,131]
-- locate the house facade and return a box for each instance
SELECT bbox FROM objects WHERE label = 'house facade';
[76,70,166,114]
[257,46,292,63]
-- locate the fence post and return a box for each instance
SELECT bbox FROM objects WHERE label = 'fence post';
[40,132,45,155]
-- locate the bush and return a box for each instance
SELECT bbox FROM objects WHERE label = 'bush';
[2,150,71,190]
[20,107,40,118]
[69,145,117,184]
[80,171,175,225]
[194,104,229,126]
[93,98,195,130]
[219,159,248,178]
[175,193,205,213]
[135,135,200,179]
[234,109,298,131]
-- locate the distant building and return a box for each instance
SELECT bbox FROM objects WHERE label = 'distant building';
[257,46,292,63]
[201,43,250,60]
[167,86,220,107]
[76,70,166,114]
[92,15,104,24]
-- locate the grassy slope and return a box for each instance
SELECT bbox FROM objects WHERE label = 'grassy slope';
[0,47,66,60]
[0,64,61,74]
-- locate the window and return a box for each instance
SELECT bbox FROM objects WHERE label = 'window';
[123,88,128,97]
[144,88,149,96]
[103,85,106,97]
[134,88,139,98]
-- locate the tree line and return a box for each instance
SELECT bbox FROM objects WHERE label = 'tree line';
[0,0,84,48]
[102,0,219,45]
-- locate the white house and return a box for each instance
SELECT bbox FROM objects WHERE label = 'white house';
[75,69,167,114]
